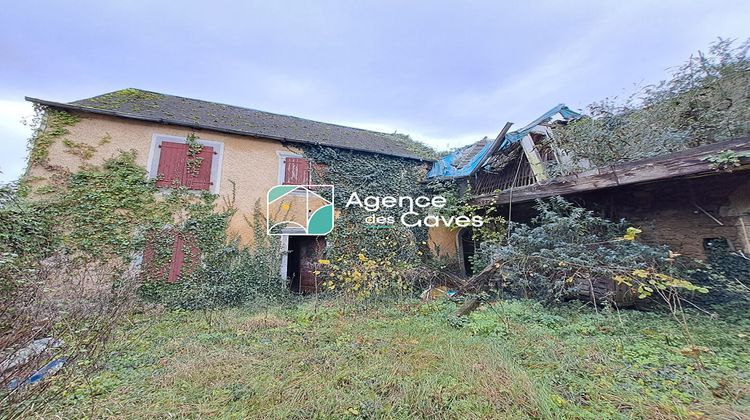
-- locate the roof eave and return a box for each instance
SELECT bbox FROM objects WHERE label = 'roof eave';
[25,97,433,162]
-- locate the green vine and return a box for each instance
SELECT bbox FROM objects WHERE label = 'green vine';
[185,132,205,176]
[301,145,431,264]
[702,149,750,171]
[27,105,81,164]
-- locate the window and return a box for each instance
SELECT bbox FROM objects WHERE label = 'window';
[142,230,199,283]
[283,156,311,185]
[277,152,328,185]
[148,134,224,193]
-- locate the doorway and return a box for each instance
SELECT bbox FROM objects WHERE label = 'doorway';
[458,229,476,277]
[287,236,326,293]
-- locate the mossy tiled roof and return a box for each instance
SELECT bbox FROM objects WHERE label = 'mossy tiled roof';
[28,88,431,161]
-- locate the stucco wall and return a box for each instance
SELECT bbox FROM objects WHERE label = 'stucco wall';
[428,226,458,257]
[27,111,303,243]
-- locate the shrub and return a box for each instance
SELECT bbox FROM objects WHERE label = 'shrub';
[138,201,287,311]
[551,38,750,171]
[478,197,717,307]
[0,183,135,419]
[317,251,415,299]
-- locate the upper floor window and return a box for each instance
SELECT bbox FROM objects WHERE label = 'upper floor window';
[278,152,327,185]
[282,156,312,185]
[148,134,224,193]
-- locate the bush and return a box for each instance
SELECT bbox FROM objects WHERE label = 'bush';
[0,183,135,419]
[138,202,287,311]
[551,38,750,171]
[479,198,717,306]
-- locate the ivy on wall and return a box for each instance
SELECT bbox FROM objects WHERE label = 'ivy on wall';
[301,145,432,264]
[26,105,82,165]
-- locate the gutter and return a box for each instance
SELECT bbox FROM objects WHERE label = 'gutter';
[25,97,434,163]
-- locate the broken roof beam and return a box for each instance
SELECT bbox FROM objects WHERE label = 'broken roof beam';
[519,134,549,183]
[472,136,750,206]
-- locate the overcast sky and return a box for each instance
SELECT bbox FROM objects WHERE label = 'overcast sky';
[2,0,750,182]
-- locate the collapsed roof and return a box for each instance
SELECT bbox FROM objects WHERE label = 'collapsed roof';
[427,104,582,179]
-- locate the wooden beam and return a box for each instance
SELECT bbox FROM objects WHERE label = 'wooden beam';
[473,137,750,206]
[467,122,513,177]
[520,134,548,183]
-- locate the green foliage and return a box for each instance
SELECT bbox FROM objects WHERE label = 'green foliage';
[301,145,430,266]
[47,151,170,256]
[27,105,81,164]
[428,179,507,243]
[24,125,286,311]
[480,197,715,304]
[0,183,57,260]
[0,182,58,295]
[388,132,440,160]
[140,201,287,311]
[42,299,750,418]
[702,149,750,171]
[551,38,750,170]
[184,132,205,176]
[317,251,414,299]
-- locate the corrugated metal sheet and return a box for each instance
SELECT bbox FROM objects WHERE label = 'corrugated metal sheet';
[427,104,581,179]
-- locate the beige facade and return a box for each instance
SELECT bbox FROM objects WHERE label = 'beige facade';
[27,109,465,264]
[427,226,458,257]
[26,111,306,243]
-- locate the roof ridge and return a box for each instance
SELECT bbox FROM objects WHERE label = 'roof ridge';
[75,88,406,140]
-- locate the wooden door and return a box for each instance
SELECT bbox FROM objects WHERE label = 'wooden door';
[299,237,326,293]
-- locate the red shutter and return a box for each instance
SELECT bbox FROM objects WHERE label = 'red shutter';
[142,230,200,284]
[168,233,200,283]
[186,145,214,191]
[168,234,185,283]
[141,231,170,282]
[283,157,310,185]
[155,142,189,188]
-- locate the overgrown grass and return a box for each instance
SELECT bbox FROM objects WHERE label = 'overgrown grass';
[44,299,750,419]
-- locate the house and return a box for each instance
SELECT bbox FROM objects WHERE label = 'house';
[24,88,431,291]
[427,105,750,270]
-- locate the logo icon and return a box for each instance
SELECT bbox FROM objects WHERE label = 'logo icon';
[267,185,334,235]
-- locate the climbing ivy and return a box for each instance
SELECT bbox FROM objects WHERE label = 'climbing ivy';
[426,180,506,244]
[26,105,81,165]
[20,104,285,308]
[185,132,205,176]
[301,145,431,264]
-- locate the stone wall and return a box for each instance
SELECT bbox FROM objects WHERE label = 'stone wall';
[578,172,750,260]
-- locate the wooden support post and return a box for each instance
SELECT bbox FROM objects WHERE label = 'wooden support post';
[740,216,750,254]
[520,134,548,183]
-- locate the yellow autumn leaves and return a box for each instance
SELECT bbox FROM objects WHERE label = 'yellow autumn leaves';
[314,252,410,298]
[622,227,642,241]
[612,226,708,298]
[613,267,709,299]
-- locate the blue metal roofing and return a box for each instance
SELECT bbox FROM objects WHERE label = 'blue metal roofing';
[427,104,582,179]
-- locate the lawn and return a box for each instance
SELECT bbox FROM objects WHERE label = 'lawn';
[47,298,750,419]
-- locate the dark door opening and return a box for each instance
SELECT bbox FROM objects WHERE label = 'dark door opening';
[459,229,476,277]
[287,236,326,293]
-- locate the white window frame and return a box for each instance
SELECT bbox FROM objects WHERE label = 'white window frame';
[146,133,225,194]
